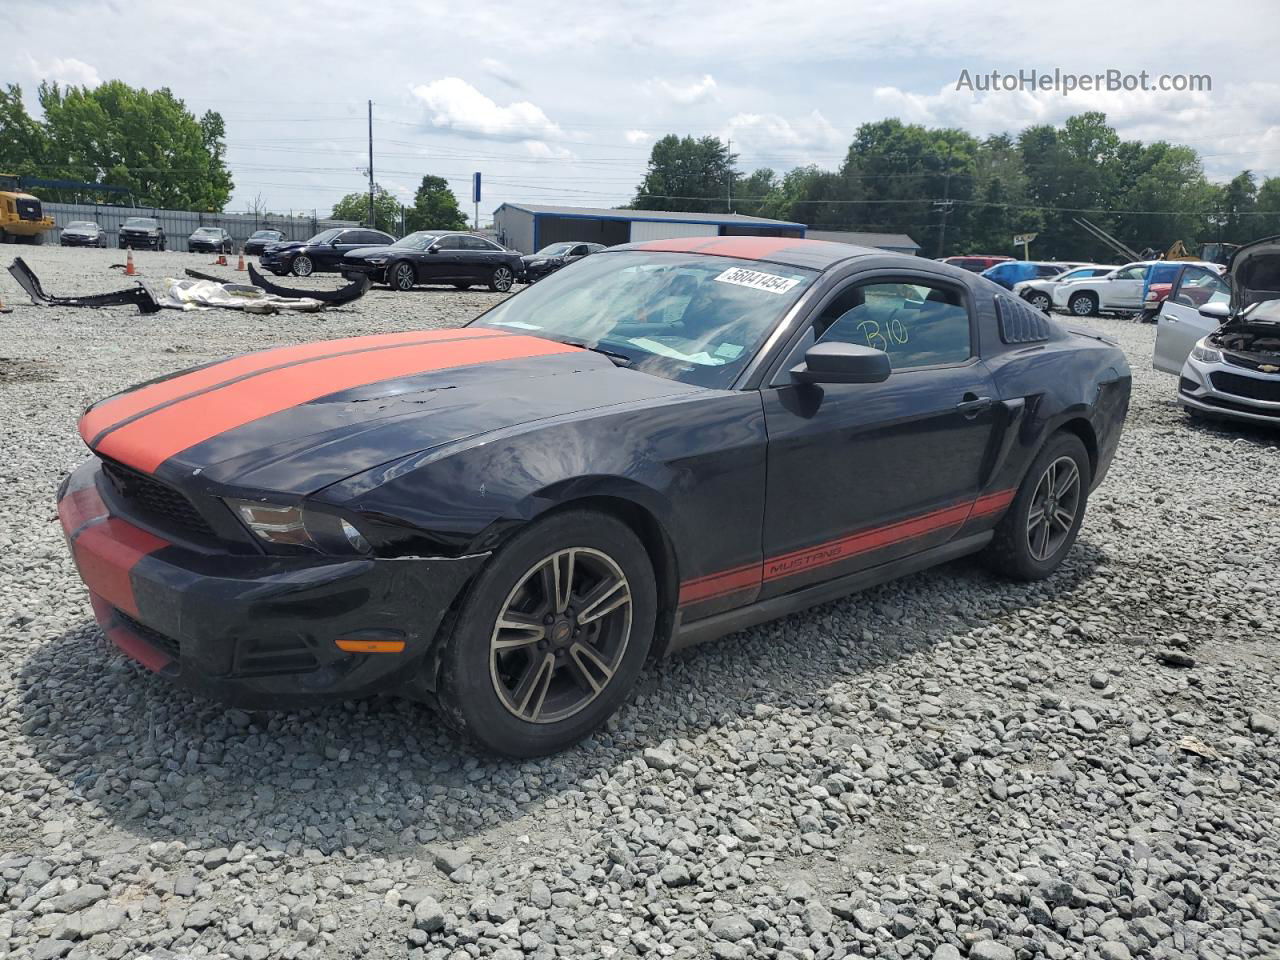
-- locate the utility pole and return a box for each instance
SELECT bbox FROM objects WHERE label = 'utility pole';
[367,99,375,229]
[932,142,954,257]
[726,138,733,213]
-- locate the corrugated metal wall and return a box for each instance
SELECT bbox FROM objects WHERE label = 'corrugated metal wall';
[493,206,534,255]
[43,203,360,253]
[627,221,718,242]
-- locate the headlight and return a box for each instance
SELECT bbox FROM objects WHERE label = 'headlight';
[1190,340,1222,364]
[227,499,372,555]
[365,256,388,265]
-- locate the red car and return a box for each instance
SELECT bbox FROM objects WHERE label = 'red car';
[940,255,1014,273]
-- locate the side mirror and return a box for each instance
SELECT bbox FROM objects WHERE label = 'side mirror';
[791,341,891,385]
[1198,301,1230,321]
[427,246,439,254]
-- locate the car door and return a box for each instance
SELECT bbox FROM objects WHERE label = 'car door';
[460,235,500,281]
[1154,266,1230,373]
[759,271,1003,600]
[423,235,466,281]
[1103,264,1148,309]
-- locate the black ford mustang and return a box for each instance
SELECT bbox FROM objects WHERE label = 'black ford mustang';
[59,237,1130,756]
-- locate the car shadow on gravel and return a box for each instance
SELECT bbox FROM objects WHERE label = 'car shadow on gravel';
[15,539,1108,857]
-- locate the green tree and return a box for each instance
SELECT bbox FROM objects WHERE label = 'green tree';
[35,80,233,208]
[331,184,403,234]
[1255,177,1280,237]
[0,84,49,177]
[633,135,737,212]
[405,175,467,231]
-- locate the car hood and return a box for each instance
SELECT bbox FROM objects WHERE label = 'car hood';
[343,245,402,260]
[121,225,159,232]
[265,240,307,253]
[78,328,701,497]
[62,227,96,235]
[1228,236,1280,316]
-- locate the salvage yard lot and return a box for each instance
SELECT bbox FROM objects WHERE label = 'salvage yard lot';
[0,246,1277,959]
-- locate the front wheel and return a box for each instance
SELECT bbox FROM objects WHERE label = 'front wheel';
[983,431,1091,581]
[389,261,416,291]
[488,265,515,292]
[1068,292,1098,316]
[291,254,314,277]
[436,509,656,757]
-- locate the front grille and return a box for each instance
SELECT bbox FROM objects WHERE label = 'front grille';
[101,460,218,540]
[116,611,181,660]
[1210,371,1280,403]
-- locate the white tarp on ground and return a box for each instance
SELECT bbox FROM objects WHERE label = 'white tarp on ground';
[149,278,325,313]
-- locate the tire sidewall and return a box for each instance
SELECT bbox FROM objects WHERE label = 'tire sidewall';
[439,509,656,757]
[1000,432,1092,579]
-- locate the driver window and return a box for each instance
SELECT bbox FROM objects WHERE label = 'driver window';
[434,235,464,250]
[814,280,971,369]
[1173,268,1228,307]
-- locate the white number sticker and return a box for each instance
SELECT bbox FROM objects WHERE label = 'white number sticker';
[714,267,800,295]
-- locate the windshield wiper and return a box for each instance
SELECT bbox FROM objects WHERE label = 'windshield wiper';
[557,338,634,367]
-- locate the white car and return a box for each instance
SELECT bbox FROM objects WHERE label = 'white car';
[1051,260,1220,317]
[1154,237,1280,426]
[1013,264,1112,312]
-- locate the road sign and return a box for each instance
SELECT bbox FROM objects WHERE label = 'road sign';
[1013,233,1037,245]
[473,172,482,204]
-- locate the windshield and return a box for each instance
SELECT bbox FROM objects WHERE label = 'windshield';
[392,231,438,250]
[67,221,95,229]
[472,251,816,389]
[306,228,342,244]
[251,230,279,239]
[534,242,575,256]
[192,227,219,236]
[124,218,157,228]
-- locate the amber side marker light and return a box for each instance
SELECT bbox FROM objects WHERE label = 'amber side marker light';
[335,638,406,654]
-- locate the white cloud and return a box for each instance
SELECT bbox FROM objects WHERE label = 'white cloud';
[724,110,846,163]
[624,129,652,145]
[523,140,575,160]
[24,55,101,89]
[410,77,563,141]
[645,74,718,105]
[480,57,522,90]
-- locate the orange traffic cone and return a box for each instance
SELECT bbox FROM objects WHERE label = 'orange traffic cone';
[124,249,137,276]
[218,254,228,266]
[235,248,246,271]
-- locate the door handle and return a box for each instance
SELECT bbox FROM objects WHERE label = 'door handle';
[956,395,994,417]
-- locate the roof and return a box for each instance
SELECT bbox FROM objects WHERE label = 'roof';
[805,230,920,251]
[495,202,805,229]
[612,235,881,270]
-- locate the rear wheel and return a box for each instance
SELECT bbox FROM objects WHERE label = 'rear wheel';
[983,431,1091,581]
[291,255,314,277]
[436,508,656,757]
[1027,291,1051,312]
[488,265,515,292]
[1068,292,1098,316]
[390,261,416,291]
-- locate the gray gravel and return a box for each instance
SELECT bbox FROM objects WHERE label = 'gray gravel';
[1,246,1278,959]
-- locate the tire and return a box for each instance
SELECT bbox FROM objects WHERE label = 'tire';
[291,254,314,277]
[1068,292,1098,317]
[389,260,416,291]
[1027,291,1051,312]
[983,431,1091,581]
[488,265,515,292]
[436,508,656,757]
[452,283,472,290]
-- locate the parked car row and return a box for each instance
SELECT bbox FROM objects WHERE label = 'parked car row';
[54,221,297,253]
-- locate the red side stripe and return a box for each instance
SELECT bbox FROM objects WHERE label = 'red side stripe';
[679,488,1017,607]
[79,327,510,444]
[70,519,168,617]
[96,335,581,474]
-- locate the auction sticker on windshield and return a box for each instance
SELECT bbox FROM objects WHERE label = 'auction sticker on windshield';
[714,266,801,295]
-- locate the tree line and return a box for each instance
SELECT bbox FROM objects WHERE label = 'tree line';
[632,114,1280,261]
[0,81,233,210]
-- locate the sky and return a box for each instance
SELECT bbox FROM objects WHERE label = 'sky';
[9,0,1280,229]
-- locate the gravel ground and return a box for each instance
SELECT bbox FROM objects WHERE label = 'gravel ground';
[0,246,1277,960]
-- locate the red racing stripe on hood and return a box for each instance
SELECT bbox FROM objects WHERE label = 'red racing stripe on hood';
[94,335,582,474]
[79,327,510,444]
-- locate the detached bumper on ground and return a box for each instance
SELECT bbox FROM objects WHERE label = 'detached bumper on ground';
[57,459,486,707]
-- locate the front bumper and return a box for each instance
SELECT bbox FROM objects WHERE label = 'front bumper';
[258,251,296,271]
[341,261,387,283]
[120,234,161,248]
[61,235,100,247]
[1178,355,1280,426]
[189,241,224,253]
[521,261,559,281]
[57,459,488,707]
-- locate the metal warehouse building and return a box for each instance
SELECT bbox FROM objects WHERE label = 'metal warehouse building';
[493,203,805,254]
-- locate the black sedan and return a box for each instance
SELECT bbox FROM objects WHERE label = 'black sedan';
[118,217,166,250]
[188,226,234,254]
[343,231,523,292]
[59,237,1130,756]
[243,229,286,255]
[259,227,395,277]
[60,221,107,248]
[521,241,605,282]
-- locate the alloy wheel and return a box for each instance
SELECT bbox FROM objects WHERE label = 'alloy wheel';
[293,255,313,277]
[1026,455,1081,561]
[489,547,632,724]
[492,266,514,291]
[1070,295,1095,316]
[394,263,415,290]
[1030,293,1051,312]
